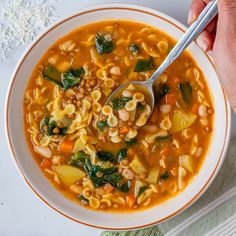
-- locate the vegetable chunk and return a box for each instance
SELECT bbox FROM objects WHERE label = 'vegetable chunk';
[54,165,86,186]
[130,154,147,174]
[171,110,197,132]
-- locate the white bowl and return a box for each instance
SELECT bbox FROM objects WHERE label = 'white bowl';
[5,4,231,230]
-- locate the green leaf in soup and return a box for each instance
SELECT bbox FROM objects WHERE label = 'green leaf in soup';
[62,67,85,90]
[138,185,148,197]
[96,151,117,163]
[78,194,89,203]
[154,83,170,102]
[179,82,192,104]
[42,65,63,87]
[111,97,132,110]
[118,180,131,193]
[103,173,123,186]
[95,33,114,54]
[129,44,140,54]
[69,151,90,167]
[117,148,128,162]
[46,120,57,136]
[134,57,155,72]
[125,138,137,147]
[160,171,169,179]
[97,120,109,131]
[84,158,118,188]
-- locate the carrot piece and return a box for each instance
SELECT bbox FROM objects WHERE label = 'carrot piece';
[104,183,114,193]
[41,159,52,169]
[119,126,129,134]
[127,148,135,156]
[150,107,158,123]
[191,103,199,114]
[59,139,74,153]
[165,93,176,105]
[126,194,136,207]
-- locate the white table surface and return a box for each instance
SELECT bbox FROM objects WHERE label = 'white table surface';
[1,0,235,235]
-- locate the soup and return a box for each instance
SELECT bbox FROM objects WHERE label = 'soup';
[23,20,213,212]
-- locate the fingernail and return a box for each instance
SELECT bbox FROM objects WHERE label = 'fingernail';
[196,37,208,51]
[188,10,193,24]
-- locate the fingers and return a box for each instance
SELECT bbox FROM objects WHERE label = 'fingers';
[217,0,236,14]
[188,0,206,24]
[196,30,214,51]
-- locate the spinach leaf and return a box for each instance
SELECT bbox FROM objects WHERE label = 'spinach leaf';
[118,180,131,193]
[84,158,118,188]
[138,186,148,197]
[40,117,68,136]
[117,148,128,162]
[46,120,57,136]
[96,151,117,163]
[42,65,63,87]
[97,120,109,131]
[125,138,137,147]
[42,66,85,90]
[62,67,85,90]
[179,82,192,104]
[103,173,123,186]
[84,158,130,192]
[69,151,90,167]
[111,97,132,110]
[78,194,89,203]
[160,171,169,179]
[95,34,114,54]
[129,44,140,54]
[134,57,155,72]
[155,83,170,102]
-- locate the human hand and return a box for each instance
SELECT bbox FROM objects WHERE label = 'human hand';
[188,0,236,112]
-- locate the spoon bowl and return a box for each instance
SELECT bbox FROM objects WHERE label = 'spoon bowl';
[102,0,218,118]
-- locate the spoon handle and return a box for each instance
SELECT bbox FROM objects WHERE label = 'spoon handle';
[149,0,218,82]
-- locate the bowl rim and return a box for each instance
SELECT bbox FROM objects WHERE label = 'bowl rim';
[5,3,231,230]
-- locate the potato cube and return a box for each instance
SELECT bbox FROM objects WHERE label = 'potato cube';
[129,154,147,175]
[54,165,86,186]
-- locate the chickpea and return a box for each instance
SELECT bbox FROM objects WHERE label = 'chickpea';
[198,104,208,117]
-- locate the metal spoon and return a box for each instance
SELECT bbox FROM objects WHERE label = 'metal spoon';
[104,0,218,114]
